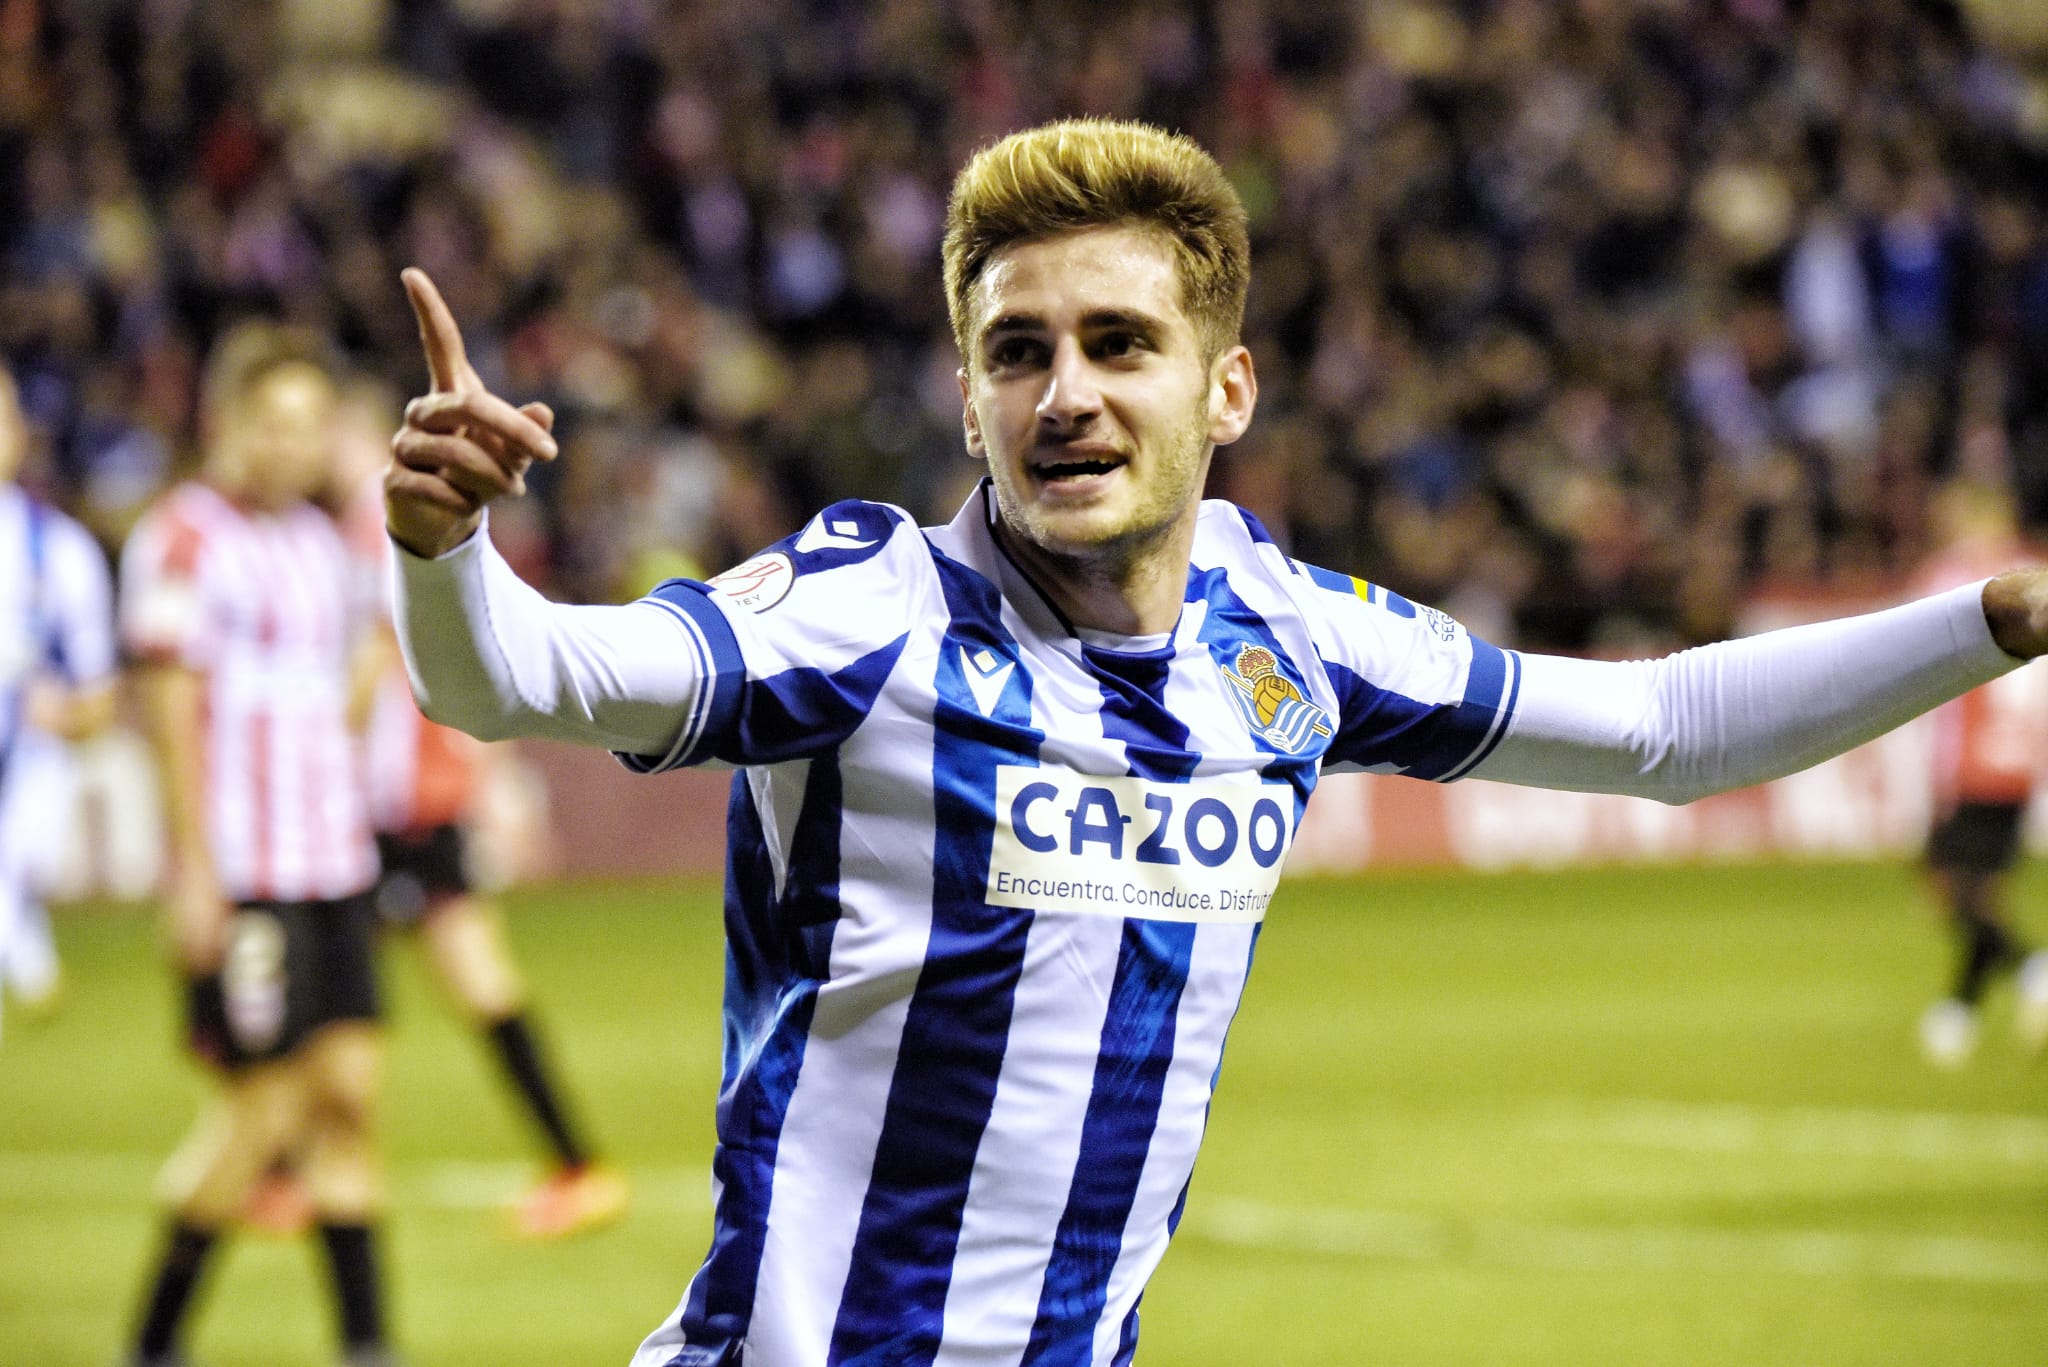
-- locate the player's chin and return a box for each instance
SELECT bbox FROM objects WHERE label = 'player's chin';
[1020,504,1141,556]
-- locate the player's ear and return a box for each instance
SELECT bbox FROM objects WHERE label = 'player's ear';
[959,368,987,460]
[1207,345,1257,448]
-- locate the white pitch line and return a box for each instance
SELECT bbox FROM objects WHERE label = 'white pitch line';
[1185,1197,2048,1286]
[0,1151,714,1215]
[6,1104,2047,1290]
[1526,1098,2048,1166]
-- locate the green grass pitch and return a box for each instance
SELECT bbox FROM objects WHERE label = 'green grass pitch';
[3,860,2045,1365]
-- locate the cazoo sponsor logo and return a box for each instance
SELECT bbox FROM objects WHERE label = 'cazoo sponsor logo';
[985,766,1294,923]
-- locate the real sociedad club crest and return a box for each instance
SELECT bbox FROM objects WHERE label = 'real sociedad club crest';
[1221,644,1332,754]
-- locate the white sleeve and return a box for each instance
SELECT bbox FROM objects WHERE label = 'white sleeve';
[390,519,708,756]
[1472,582,2021,804]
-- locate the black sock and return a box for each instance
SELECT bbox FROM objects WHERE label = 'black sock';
[1955,911,2021,1005]
[317,1222,384,1350]
[135,1220,218,1358]
[488,1014,589,1169]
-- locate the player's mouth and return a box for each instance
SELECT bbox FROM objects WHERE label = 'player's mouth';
[1030,442,1127,489]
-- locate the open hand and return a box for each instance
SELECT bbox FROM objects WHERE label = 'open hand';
[386,267,558,558]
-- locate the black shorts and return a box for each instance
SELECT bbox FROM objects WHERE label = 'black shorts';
[188,891,380,1069]
[373,825,471,927]
[1925,800,2026,876]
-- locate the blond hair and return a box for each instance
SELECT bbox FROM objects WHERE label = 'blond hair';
[942,118,1250,362]
[203,320,336,421]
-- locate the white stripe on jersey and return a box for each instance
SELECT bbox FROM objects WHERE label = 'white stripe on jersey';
[120,482,376,903]
[934,911,1126,1366]
[1092,919,1257,1358]
[745,697,945,1365]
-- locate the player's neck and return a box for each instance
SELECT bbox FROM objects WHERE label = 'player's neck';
[202,472,295,516]
[993,513,1194,638]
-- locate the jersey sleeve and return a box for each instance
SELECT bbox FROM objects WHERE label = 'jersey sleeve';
[44,514,117,688]
[1287,560,1520,780]
[1473,582,2015,804]
[618,500,925,773]
[119,503,216,670]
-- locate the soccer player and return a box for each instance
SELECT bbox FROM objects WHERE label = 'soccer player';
[0,360,116,1041]
[1911,476,2048,1066]
[119,324,399,1367]
[384,121,2048,1365]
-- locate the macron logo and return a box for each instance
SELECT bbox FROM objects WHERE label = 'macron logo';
[794,517,878,554]
[961,645,1015,716]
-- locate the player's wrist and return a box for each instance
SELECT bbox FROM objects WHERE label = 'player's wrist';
[388,511,484,561]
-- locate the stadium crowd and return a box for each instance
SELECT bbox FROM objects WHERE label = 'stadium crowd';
[5,0,2048,650]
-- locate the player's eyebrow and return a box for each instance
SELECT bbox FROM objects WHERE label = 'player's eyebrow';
[980,311,1047,341]
[979,307,1171,343]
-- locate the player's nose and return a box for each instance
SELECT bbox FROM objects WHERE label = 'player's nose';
[1036,337,1102,430]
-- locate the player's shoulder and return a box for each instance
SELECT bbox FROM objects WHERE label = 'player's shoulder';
[1193,499,1447,626]
[33,503,111,590]
[15,490,96,555]
[125,481,232,571]
[647,498,928,630]
[783,498,919,566]
[710,500,924,603]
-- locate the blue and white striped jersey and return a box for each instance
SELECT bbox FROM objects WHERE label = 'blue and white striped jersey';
[625,483,1519,1367]
[1,484,115,782]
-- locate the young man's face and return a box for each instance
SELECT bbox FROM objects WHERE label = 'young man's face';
[217,362,338,509]
[960,224,1254,571]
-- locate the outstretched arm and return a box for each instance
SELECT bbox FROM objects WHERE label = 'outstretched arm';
[386,270,708,756]
[1473,577,2040,804]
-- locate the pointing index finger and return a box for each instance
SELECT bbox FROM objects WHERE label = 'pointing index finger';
[401,267,473,394]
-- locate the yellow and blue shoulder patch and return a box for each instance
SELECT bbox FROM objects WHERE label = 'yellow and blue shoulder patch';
[1299,561,1417,619]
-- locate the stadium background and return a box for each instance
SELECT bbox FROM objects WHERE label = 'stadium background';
[5,0,2048,1363]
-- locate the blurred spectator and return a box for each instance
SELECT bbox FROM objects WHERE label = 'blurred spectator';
[4,0,2048,647]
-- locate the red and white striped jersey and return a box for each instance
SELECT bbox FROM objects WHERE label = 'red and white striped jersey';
[120,480,379,901]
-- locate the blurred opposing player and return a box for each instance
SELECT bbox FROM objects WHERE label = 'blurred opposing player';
[118,325,399,1367]
[329,384,626,1238]
[1912,477,2048,1066]
[0,360,116,1040]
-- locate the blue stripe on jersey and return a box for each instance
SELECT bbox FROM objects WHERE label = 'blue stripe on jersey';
[1234,505,1282,549]
[1010,645,1202,1361]
[1,499,49,768]
[640,578,909,767]
[781,500,905,572]
[725,639,907,764]
[1022,919,1196,1365]
[1321,635,1517,781]
[1300,561,1352,598]
[1439,643,1523,781]
[1080,643,1200,783]
[1113,1304,1141,1366]
[26,498,64,673]
[826,551,1039,1367]
[1299,560,1418,618]
[677,764,845,1360]
[639,581,747,768]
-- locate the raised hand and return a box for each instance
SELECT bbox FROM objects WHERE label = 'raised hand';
[386,267,558,558]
